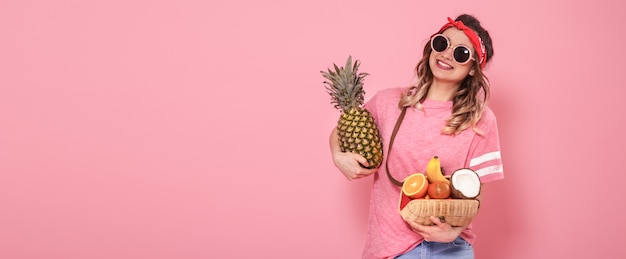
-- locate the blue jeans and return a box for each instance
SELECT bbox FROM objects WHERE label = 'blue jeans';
[395,237,474,259]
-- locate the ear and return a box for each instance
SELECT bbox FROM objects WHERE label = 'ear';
[469,69,475,76]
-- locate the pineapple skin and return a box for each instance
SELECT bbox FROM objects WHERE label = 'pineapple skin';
[337,107,383,169]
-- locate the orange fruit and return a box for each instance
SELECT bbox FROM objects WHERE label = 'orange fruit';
[427,181,451,199]
[402,173,429,199]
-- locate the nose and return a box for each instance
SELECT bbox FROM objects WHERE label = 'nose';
[440,46,454,60]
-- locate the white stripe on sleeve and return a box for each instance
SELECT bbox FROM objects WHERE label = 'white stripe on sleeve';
[470,151,501,167]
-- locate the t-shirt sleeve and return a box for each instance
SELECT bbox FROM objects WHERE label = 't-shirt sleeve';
[363,92,379,122]
[467,110,504,183]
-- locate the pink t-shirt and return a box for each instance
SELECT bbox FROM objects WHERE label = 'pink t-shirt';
[361,87,504,259]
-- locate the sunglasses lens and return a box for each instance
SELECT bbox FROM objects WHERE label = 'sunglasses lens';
[431,35,448,52]
[454,47,472,63]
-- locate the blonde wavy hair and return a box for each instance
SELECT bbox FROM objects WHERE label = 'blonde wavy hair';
[399,14,494,136]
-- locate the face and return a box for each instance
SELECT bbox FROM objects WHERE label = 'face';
[428,28,476,86]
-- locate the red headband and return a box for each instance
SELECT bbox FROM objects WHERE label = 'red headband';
[436,17,487,69]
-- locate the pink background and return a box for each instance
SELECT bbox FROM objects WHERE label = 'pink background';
[1,1,624,258]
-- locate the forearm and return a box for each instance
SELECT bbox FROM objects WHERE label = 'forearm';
[329,127,377,180]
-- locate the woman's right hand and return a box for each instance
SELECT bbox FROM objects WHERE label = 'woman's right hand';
[332,151,378,180]
[329,127,378,180]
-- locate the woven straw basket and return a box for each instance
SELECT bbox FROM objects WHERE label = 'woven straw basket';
[399,197,480,227]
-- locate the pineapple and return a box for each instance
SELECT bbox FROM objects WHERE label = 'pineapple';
[321,56,383,169]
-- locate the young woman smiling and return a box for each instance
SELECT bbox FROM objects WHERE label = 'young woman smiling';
[329,14,503,259]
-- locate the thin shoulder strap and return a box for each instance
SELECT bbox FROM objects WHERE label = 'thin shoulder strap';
[385,107,408,187]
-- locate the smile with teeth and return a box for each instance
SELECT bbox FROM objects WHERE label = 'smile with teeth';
[437,60,453,70]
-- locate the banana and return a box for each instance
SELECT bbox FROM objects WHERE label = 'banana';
[425,156,449,184]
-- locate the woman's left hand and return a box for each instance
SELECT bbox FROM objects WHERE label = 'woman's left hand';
[406,216,465,243]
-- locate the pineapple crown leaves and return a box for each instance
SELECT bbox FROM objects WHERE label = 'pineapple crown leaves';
[320,56,369,112]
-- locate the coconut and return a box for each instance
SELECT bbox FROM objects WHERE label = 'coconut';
[450,168,482,199]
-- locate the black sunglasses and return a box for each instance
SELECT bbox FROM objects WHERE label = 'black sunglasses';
[430,34,475,65]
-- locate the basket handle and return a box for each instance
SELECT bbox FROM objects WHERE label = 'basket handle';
[385,106,408,187]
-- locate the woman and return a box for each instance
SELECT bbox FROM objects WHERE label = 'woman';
[329,14,504,259]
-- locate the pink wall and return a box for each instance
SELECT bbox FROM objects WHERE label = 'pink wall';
[1,1,624,258]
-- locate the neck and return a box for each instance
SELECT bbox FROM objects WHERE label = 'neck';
[427,80,460,101]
